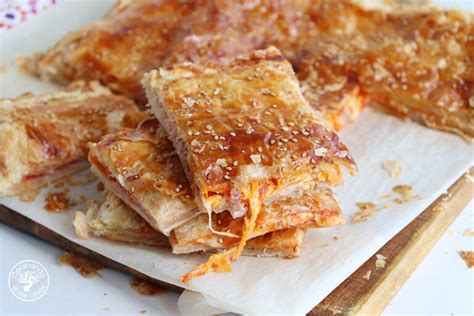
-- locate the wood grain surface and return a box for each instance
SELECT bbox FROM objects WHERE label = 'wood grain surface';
[1,169,472,314]
[310,169,473,315]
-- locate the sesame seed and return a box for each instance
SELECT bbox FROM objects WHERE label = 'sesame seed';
[233,160,238,166]
[250,154,262,164]
[183,97,196,107]
[218,238,224,243]
[237,123,244,128]
[187,130,193,136]
[216,159,227,167]
[229,131,236,137]
[224,175,231,180]
[336,150,348,158]
[314,147,328,156]
[206,124,212,130]
[257,146,263,153]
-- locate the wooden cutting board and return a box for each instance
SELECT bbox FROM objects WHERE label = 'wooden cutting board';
[1,169,472,314]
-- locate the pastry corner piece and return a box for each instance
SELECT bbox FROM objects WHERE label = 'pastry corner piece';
[88,118,199,236]
[0,81,145,197]
[143,46,355,282]
[86,191,171,248]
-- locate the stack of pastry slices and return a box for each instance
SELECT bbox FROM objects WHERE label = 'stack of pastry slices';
[85,47,355,282]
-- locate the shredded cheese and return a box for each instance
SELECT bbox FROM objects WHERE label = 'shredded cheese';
[207,211,239,238]
[180,182,262,283]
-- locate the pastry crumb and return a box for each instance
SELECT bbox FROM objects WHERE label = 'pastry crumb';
[140,310,147,314]
[44,189,71,212]
[131,278,166,296]
[393,184,412,196]
[458,251,473,268]
[392,184,422,204]
[0,65,7,74]
[375,254,387,268]
[73,211,90,239]
[352,202,379,223]
[379,194,391,199]
[382,160,402,178]
[462,229,474,237]
[363,270,372,280]
[332,235,339,240]
[58,251,105,277]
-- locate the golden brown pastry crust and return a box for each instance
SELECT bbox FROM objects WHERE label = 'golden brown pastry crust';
[244,228,305,258]
[293,2,473,139]
[89,118,343,242]
[87,190,304,258]
[0,81,143,197]
[143,46,355,218]
[24,0,473,139]
[87,191,171,248]
[88,118,199,235]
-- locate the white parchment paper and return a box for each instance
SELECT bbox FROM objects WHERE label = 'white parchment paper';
[1,1,473,314]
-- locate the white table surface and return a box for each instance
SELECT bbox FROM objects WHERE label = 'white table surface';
[1,200,472,315]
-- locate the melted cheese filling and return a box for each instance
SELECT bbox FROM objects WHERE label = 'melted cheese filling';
[180,182,261,283]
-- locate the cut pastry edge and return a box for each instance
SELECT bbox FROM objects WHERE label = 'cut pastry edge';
[82,190,305,259]
[88,159,199,236]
